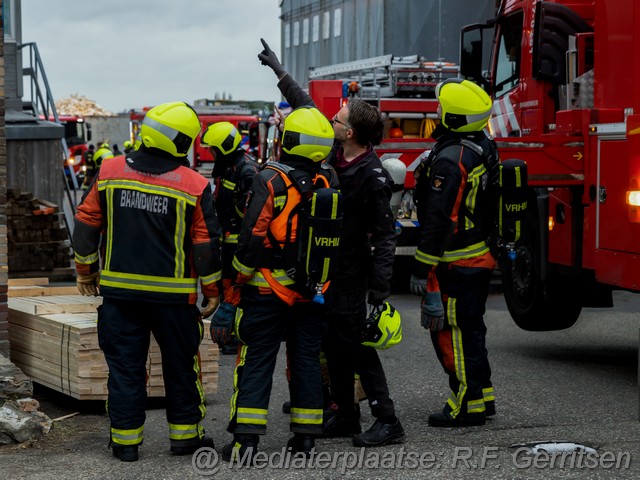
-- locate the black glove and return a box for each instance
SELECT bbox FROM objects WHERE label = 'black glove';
[409,274,427,296]
[367,289,387,307]
[420,270,445,331]
[258,38,286,78]
[210,302,236,347]
[421,291,445,331]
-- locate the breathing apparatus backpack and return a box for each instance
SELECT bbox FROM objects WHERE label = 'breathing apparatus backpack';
[264,162,343,304]
[498,158,528,259]
[414,135,528,258]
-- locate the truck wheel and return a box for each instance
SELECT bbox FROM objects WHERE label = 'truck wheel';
[500,205,582,331]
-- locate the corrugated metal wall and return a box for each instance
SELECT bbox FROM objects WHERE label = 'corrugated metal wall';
[6,139,64,207]
[280,0,496,87]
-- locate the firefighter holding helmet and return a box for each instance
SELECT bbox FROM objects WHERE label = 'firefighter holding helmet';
[201,122,259,354]
[411,78,500,427]
[218,106,339,461]
[73,102,223,461]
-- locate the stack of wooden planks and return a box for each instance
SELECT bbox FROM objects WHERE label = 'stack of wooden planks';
[7,278,219,400]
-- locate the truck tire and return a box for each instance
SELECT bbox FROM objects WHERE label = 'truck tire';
[499,197,582,331]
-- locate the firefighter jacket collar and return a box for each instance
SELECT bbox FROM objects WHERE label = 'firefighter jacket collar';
[432,123,487,145]
[213,148,247,178]
[279,153,322,177]
[126,146,189,174]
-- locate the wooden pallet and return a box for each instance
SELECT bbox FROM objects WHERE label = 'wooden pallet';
[7,281,219,400]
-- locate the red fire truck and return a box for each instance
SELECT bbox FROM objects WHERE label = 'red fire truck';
[308,55,458,285]
[58,115,92,187]
[129,106,266,172]
[458,0,640,330]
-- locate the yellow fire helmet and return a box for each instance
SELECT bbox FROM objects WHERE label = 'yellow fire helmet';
[93,145,114,164]
[281,106,334,162]
[361,302,403,350]
[436,78,492,133]
[140,102,200,157]
[201,121,241,155]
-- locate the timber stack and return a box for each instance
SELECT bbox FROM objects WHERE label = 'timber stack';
[7,279,219,400]
[6,189,73,279]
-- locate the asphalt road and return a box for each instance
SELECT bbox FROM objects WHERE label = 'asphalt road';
[1,291,639,479]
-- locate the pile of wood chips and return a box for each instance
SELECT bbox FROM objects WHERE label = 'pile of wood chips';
[7,278,219,400]
[55,94,115,116]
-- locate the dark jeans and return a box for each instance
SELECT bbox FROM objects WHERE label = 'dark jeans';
[323,283,396,420]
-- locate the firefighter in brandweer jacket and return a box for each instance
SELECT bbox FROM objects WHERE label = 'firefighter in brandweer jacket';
[201,122,259,354]
[73,102,223,461]
[410,78,500,428]
[258,38,404,448]
[218,106,339,461]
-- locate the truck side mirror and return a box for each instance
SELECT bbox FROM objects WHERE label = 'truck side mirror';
[460,22,494,90]
[532,2,592,85]
[86,123,92,142]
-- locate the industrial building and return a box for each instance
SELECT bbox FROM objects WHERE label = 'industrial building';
[279,0,497,87]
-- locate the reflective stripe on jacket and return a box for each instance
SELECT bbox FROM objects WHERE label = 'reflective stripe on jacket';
[73,154,222,304]
[232,162,337,305]
[413,126,497,276]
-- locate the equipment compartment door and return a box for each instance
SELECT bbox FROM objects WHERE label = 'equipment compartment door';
[597,139,640,254]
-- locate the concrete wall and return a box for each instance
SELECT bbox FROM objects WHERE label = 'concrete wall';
[85,114,130,152]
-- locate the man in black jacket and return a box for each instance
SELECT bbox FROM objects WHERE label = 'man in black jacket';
[259,38,404,447]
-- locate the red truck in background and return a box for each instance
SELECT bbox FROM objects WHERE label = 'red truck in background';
[58,115,92,188]
[129,106,267,173]
[458,0,640,330]
[308,54,459,284]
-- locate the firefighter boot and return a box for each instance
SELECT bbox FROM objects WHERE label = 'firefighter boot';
[222,434,259,464]
[287,433,316,457]
[320,409,362,438]
[428,410,486,428]
[170,435,214,455]
[485,400,496,417]
[110,440,140,462]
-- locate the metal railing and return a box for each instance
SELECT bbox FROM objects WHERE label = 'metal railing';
[19,42,76,236]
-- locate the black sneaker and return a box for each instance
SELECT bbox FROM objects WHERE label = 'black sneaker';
[170,435,214,455]
[221,434,259,463]
[112,444,139,462]
[282,400,291,414]
[353,419,405,447]
[428,411,486,428]
[287,434,316,457]
[320,414,361,438]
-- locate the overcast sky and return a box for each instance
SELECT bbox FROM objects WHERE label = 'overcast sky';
[21,0,283,114]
